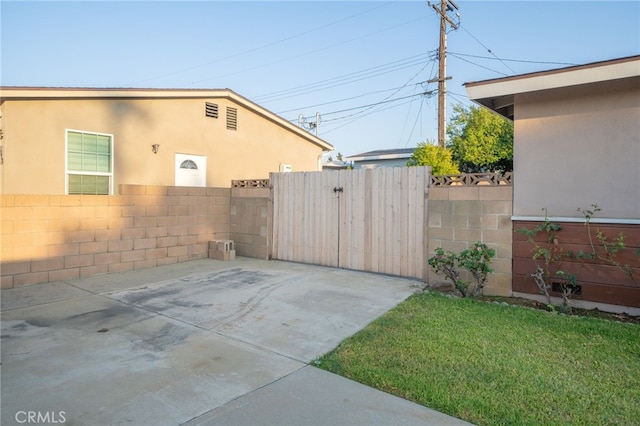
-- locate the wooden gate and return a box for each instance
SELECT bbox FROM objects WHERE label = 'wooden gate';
[270,167,430,279]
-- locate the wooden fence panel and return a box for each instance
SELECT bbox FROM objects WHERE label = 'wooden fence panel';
[270,167,429,279]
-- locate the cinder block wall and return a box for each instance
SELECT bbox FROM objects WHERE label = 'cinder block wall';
[0,185,230,288]
[230,187,270,259]
[427,186,513,296]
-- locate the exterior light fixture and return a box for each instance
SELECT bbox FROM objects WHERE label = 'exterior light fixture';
[152,144,159,154]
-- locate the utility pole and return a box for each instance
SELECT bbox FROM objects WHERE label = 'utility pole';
[297,112,322,136]
[428,1,459,147]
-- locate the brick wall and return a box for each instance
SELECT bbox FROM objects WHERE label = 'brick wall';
[427,186,513,296]
[230,187,270,259]
[0,185,230,288]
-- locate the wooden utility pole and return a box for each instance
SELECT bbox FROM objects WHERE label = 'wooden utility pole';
[429,1,459,147]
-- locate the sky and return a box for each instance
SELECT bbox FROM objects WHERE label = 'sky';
[1,1,639,159]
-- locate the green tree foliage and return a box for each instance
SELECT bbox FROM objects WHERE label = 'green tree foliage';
[447,104,513,173]
[407,141,460,175]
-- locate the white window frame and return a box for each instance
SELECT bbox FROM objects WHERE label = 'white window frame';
[65,129,114,195]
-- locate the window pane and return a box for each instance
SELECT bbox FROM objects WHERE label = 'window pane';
[97,154,110,172]
[96,135,111,154]
[82,133,98,153]
[82,153,98,172]
[68,152,83,171]
[95,176,110,194]
[68,132,83,152]
[68,174,110,195]
[68,175,83,194]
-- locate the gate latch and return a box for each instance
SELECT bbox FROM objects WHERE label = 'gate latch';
[333,187,344,193]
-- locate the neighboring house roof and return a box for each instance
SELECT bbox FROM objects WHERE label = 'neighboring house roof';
[322,160,351,170]
[346,148,415,162]
[464,55,640,120]
[0,86,334,151]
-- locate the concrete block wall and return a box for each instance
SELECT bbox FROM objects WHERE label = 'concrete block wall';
[427,185,513,296]
[230,187,270,259]
[0,185,230,288]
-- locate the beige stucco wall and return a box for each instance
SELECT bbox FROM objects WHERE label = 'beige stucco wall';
[514,76,640,219]
[0,96,324,194]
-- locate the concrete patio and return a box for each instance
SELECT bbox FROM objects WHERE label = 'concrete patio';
[1,258,472,425]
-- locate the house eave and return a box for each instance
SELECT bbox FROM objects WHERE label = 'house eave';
[464,55,640,120]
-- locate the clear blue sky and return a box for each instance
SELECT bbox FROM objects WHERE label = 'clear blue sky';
[2,1,638,158]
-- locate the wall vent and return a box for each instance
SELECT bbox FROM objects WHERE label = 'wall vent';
[205,102,218,118]
[226,107,237,130]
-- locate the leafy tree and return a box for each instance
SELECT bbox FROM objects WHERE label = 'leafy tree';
[447,104,513,173]
[407,141,460,175]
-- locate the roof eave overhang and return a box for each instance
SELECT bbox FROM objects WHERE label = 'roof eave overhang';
[464,55,640,121]
[347,153,413,162]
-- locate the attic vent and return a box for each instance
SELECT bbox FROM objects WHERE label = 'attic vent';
[226,107,237,131]
[205,102,218,118]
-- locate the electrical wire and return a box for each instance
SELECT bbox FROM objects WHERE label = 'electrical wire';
[290,92,424,122]
[448,52,509,77]
[404,96,426,147]
[130,1,397,85]
[189,15,428,86]
[398,56,437,147]
[317,59,434,122]
[257,52,436,104]
[322,97,419,136]
[448,52,577,67]
[459,24,517,75]
[276,83,424,116]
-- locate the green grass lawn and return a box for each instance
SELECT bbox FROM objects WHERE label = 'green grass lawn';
[315,292,640,425]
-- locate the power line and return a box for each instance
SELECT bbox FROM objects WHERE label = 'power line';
[448,51,577,66]
[257,52,436,104]
[306,58,435,124]
[459,24,517,75]
[404,96,426,148]
[449,52,509,77]
[278,54,436,115]
[130,1,397,85]
[321,92,430,121]
[398,56,437,148]
[322,97,420,136]
[276,83,424,115]
[189,15,428,87]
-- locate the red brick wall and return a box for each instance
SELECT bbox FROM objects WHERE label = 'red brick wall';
[0,185,230,288]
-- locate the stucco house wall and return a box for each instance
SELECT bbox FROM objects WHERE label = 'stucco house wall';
[514,77,639,219]
[0,88,332,194]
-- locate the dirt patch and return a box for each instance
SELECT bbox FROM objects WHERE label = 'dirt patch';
[479,295,640,324]
[428,285,640,324]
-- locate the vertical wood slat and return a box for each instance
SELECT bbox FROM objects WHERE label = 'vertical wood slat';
[269,167,429,279]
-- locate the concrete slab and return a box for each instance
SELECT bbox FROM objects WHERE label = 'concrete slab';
[1,297,303,425]
[107,260,421,361]
[186,366,473,426]
[1,280,92,311]
[1,258,470,426]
